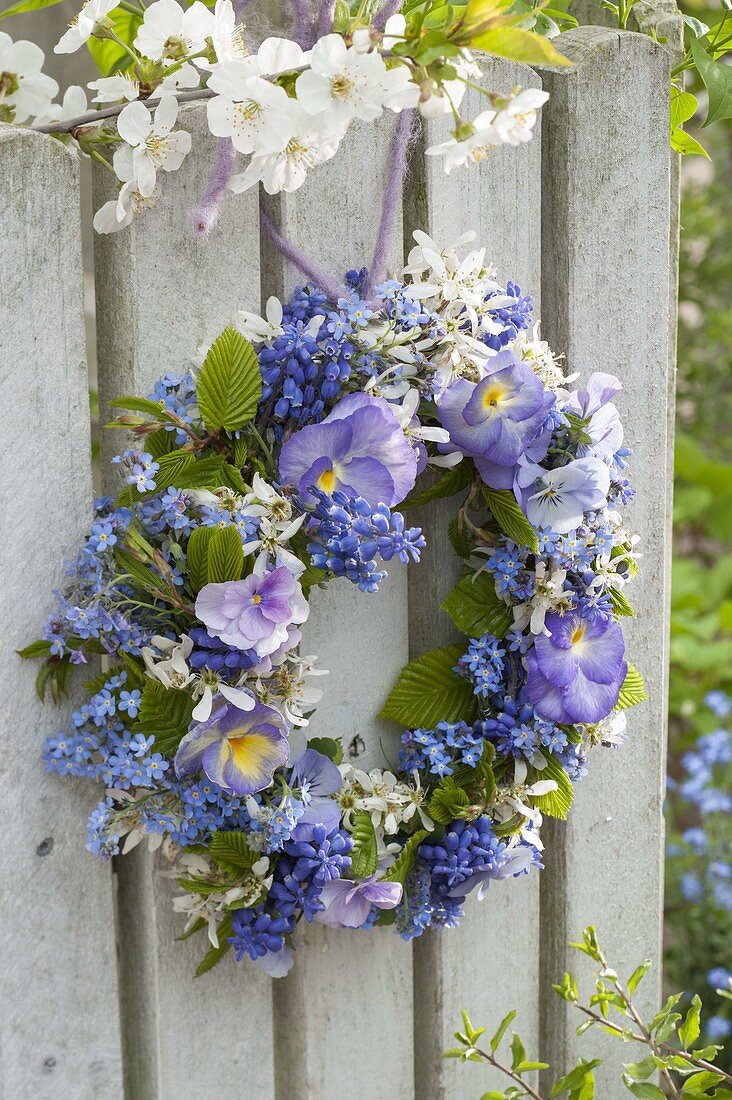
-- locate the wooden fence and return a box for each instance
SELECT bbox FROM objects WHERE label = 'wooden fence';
[0,25,675,1100]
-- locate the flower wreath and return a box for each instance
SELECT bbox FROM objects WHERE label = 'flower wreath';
[25,232,646,978]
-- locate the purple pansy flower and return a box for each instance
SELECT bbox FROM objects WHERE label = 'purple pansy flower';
[514,456,610,534]
[278,392,418,507]
[524,611,627,724]
[174,696,289,796]
[437,351,554,479]
[566,372,623,460]
[195,566,308,656]
[314,876,403,928]
[290,747,342,827]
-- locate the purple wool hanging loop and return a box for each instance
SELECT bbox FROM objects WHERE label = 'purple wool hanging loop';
[373,0,403,29]
[260,207,345,304]
[316,0,336,39]
[190,138,237,236]
[289,0,315,48]
[367,108,418,295]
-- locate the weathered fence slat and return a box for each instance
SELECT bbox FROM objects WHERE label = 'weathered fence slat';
[0,129,124,1099]
[92,107,276,1100]
[537,27,672,1092]
[405,59,544,1099]
[262,114,415,1100]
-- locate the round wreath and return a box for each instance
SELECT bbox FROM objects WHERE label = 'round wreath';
[26,232,645,978]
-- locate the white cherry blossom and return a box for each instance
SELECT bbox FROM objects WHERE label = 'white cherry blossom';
[134,0,213,62]
[295,33,388,122]
[492,87,549,145]
[0,34,58,122]
[115,94,192,197]
[54,0,118,54]
[206,67,293,154]
[425,109,502,172]
[31,83,85,126]
[89,63,200,104]
[237,296,284,343]
[256,35,310,75]
[228,102,345,195]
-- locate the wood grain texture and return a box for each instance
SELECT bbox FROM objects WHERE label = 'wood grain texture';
[263,113,415,1100]
[537,28,672,1092]
[93,106,275,1100]
[405,60,545,1099]
[0,129,124,1099]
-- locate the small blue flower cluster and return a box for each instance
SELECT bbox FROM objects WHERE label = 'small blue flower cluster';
[248,794,306,853]
[482,282,533,351]
[231,825,353,961]
[485,545,535,601]
[455,634,506,698]
[307,489,425,593]
[148,371,198,446]
[399,720,487,776]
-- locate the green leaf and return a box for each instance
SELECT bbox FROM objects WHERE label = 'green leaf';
[671,129,711,158]
[380,644,480,728]
[209,830,259,874]
[441,569,513,639]
[678,994,702,1051]
[307,737,343,765]
[609,586,635,617]
[510,1032,526,1071]
[691,38,732,126]
[382,830,428,886]
[133,679,194,756]
[428,779,471,824]
[531,754,574,819]
[114,546,165,596]
[490,1010,516,1054]
[207,525,244,583]
[17,639,52,659]
[552,1060,602,1096]
[621,1078,665,1099]
[482,486,539,551]
[186,526,215,592]
[194,913,233,977]
[349,810,379,879]
[87,6,142,75]
[0,0,63,20]
[108,395,179,424]
[627,959,652,995]
[617,663,648,709]
[146,426,179,460]
[402,461,472,509]
[197,327,262,431]
[472,26,571,65]
[448,515,472,558]
[175,916,206,941]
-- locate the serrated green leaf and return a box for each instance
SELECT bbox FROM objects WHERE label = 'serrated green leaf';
[146,426,179,460]
[84,666,122,695]
[207,525,244,583]
[609,586,635,617]
[441,569,513,639]
[109,395,179,424]
[382,830,428,886]
[531,754,574,819]
[380,644,479,728]
[187,525,215,592]
[448,515,472,558]
[403,461,472,509]
[197,328,262,431]
[114,546,165,596]
[349,810,378,878]
[209,830,259,874]
[428,780,471,824]
[482,486,539,552]
[133,679,194,756]
[617,663,648,709]
[194,913,233,977]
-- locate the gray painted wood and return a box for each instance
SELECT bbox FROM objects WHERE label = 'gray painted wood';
[405,60,545,1098]
[537,28,672,1092]
[0,128,124,1098]
[93,106,275,1100]
[263,113,415,1100]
